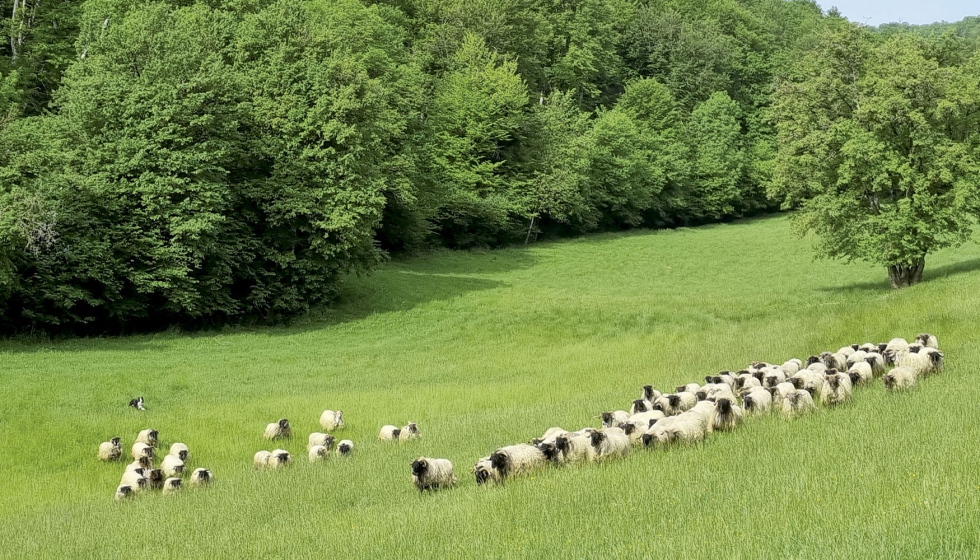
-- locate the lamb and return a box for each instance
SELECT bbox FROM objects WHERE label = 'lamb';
[378,425,402,441]
[740,387,772,416]
[915,333,939,349]
[709,398,743,432]
[781,359,802,375]
[336,440,354,456]
[162,478,182,495]
[600,411,629,428]
[490,444,547,479]
[115,485,135,500]
[589,428,631,460]
[473,456,501,485]
[135,429,158,447]
[263,419,291,440]
[98,437,123,461]
[189,468,213,486]
[847,362,874,386]
[554,432,596,463]
[308,432,336,451]
[253,451,272,469]
[399,423,421,441]
[819,371,853,406]
[120,470,148,491]
[411,458,457,491]
[780,389,816,418]
[169,443,189,462]
[884,367,917,391]
[161,454,185,477]
[308,445,329,462]
[147,469,164,490]
[319,410,344,431]
[131,442,154,460]
[642,385,662,401]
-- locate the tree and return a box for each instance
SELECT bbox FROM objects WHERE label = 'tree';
[684,91,747,220]
[772,27,980,288]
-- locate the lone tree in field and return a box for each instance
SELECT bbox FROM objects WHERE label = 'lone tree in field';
[772,26,980,288]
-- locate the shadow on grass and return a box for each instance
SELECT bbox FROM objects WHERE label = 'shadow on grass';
[818,258,980,293]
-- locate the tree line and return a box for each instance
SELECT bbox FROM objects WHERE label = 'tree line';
[0,1,977,334]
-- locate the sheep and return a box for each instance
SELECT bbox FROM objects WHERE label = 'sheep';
[308,432,336,451]
[589,428,631,460]
[734,373,760,390]
[308,445,329,462]
[473,456,502,485]
[705,372,736,388]
[135,429,158,447]
[884,367,917,391]
[628,410,665,426]
[896,352,931,377]
[128,397,145,411]
[845,350,868,368]
[696,383,737,402]
[847,362,874,386]
[411,458,457,491]
[147,469,164,490]
[918,347,944,373]
[664,412,709,445]
[676,383,701,394]
[642,385,662,401]
[857,342,876,353]
[184,468,211,487]
[819,371,853,406]
[268,450,292,468]
[915,333,939,349]
[169,443,189,462]
[490,444,547,479]
[319,410,344,431]
[120,470,148,491]
[740,387,772,416]
[162,478,182,495]
[641,416,675,448]
[618,421,647,445]
[790,370,826,394]
[780,389,816,418]
[554,432,596,463]
[399,423,421,441]
[125,456,152,473]
[161,454,185,477]
[98,437,123,461]
[263,419,291,440]
[131,442,154,461]
[600,411,630,428]
[653,392,697,416]
[764,368,788,388]
[710,398,743,432]
[883,338,910,364]
[532,427,568,446]
[115,485,135,501]
[837,345,857,358]
[378,425,402,441]
[253,451,272,469]
[630,399,653,415]
[805,361,828,373]
[336,440,354,456]
[781,359,803,375]
[820,352,847,371]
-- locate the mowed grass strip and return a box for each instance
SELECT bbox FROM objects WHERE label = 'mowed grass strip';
[2,214,980,558]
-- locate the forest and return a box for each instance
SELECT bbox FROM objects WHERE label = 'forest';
[1,1,978,333]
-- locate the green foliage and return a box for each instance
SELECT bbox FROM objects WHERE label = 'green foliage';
[772,27,980,287]
[684,91,749,220]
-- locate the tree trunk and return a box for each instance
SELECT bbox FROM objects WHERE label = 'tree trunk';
[887,258,925,289]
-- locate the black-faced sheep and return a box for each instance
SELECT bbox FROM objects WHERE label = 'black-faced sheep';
[378,425,401,441]
[837,345,857,358]
[136,429,158,447]
[532,427,568,446]
[884,367,917,391]
[131,442,154,461]
[490,444,547,479]
[399,423,421,441]
[918,347,944,374]
[115,485,134,500]
[710,398,743,432]
[120,470,148,491]
[820,352,847,371]
[642,385,662,401]
[896,352,931,377]
[161,454,185,477]
[411,458,456,491]
[98,437,123,461]
[263,419,291,440]
[189,468,213,486]
[169,443,189,462]
[162,478,182,495]
[630,399,653,414]
[764,369,788,388]
[915,333,939,349]
[319,410,344,431]
[864,352,886,376]
[268,449,292,468]
[125,456,152,474]
[847,362,873,386]
[308,445,329,462]
[588,428,631,460]
[641,416,675,448]
[253,451,272,469]
[676,383,701,394]
[780,389,816,418]
[781,359,803,375]
[308,432,336,451]
[741,387,772,416]
[554,432,596,463]
[336,440,354,456]
[653,392,697,416]
[883,338,910,365]
[473,456,500,485]
[600,411,629,428]
[819,371,853,406]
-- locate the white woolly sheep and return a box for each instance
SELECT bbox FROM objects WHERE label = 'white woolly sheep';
[532,427,568,446]
[653,392,697,416]
[819,371,853,406]
[764,368,788,388]
[805,360,828,373]
[884,367,917,391]
[115,485,134,501]
[589,428,631,460]
[308,432,336,451]
[253,451,272,469]
[791,370,826,394]
[98,437,122,461]
[837,345,857,358]
[319,410,344,431]
[642,385,663,401]
[845,351,868,369]
[734,373,761,390]
[918,347,944,374]
[490,444,547,479]
[781,359,803,375]
[641,416,674,448]
[630,398,653,415]
[120,470,148,491]
[600,411,629,428]
[821,352,847,371]
[705,372,736,388]
[131,442,154,461]
[741,387,772,416]
[268,449,292,468]
[125,456,152,474]
[554,432,596,463]
[628,410,665,426]
[864,352,886,376]
[378,425,401,441]
[336,440,354,456]
[915,333,939,349]
[411,458,457,491]
[263,419,291,440]
[896,352,931,377]
[847,362,874,386]
[664,413,708,445]
[399,423,421,441]
[780,389,816,418]
[189,468,212,486]
[676,383,701,394]
[710,398,743,432]
[136,429,158,447]
[161,454,185,477]
[473,457,501,485]
[617,421,647,445]
[696,383,737,402]
[162,478,182,495]
[169,443,189,462]
[308,445,329,462]
[883,338,910,364]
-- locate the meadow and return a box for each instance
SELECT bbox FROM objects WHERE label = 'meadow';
[2,214,979,558]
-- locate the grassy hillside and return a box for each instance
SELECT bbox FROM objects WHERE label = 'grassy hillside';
[2,214,979,558]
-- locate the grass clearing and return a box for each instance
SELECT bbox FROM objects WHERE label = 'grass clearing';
[2,214,980,558]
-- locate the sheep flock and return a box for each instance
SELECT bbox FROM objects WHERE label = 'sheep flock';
[98,333,942,498]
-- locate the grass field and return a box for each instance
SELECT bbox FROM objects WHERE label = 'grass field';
[2,214,980,558]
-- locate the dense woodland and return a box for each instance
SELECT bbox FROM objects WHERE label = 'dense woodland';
[0,1,978,333]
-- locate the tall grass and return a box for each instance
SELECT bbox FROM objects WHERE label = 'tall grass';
[2,215,980,558]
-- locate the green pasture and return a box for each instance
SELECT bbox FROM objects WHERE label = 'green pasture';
[1,214,979,558]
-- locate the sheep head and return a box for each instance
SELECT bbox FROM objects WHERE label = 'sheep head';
[632,399,649,412]
[278,419,289,429]
[110,437,121,446]
[668,395,681,407]
[589,431,607,448]
[411,459,429,477]
[716,398,733,414]
[600,412,614,426]
[489,452,511,477]
[642,385,656,400]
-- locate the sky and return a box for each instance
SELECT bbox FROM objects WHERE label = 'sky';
[820,0,979,26]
